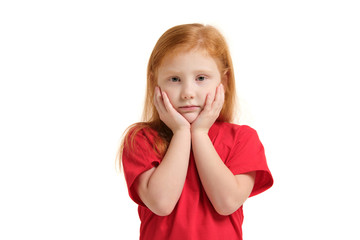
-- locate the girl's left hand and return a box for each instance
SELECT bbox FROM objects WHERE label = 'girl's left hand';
[191,84,225,134]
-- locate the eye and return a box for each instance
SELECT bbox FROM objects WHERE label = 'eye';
[196,75,207,81]
[169,76,180,82]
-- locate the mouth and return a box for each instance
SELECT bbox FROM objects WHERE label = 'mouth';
[178,105,201,112]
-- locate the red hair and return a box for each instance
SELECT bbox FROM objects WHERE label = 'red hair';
[118,23,237,168]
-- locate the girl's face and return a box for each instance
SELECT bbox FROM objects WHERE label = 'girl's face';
[157,49,223,123]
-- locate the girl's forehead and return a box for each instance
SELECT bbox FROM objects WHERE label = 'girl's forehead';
[165,48,209,61]
[158,48,222,72]
[166,46,210,58]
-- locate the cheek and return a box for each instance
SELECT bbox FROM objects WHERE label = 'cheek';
[200,85,218,105]
[205,86,218,97]
[200,92,208,103]
[199,89,211,105]
[161,87,177,102]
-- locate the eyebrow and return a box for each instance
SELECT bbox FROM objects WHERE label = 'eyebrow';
[159,69,216,75]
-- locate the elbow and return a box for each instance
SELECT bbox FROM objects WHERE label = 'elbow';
[152,206,174,217]
[215,206,238,216]
[156,211,173,217]
[148,199,176,217]
[214,199,245,216]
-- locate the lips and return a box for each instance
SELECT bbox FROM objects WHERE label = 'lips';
[178,105,200,112]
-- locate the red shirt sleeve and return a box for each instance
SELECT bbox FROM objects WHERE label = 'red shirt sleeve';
[122,128,161,206]
[225,125,273,197]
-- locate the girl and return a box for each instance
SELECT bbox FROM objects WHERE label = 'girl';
[119,23,273,240]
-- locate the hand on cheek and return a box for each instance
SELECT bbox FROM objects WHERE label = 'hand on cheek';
[191,84,225,134]
[153,87,190,133]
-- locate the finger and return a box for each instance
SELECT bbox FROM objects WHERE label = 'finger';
[213,84,225,110]
[161,91,175,112]
[204,91,215,112]
[154,87,166,114]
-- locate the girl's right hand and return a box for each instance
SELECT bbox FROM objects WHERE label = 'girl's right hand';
[154,86,190,133]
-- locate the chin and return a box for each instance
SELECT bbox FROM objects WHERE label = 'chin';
[182,113,199,124]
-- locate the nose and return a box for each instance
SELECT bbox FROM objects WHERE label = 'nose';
[181,82,195,100]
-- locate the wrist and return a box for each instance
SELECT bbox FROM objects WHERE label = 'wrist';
[173,127,191,136]
[191,128,209,137]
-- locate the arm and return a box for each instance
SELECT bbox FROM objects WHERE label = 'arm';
[191,84,255,215]
[191,131,255,215]
[137,129,190,216]
[136,87,191,216]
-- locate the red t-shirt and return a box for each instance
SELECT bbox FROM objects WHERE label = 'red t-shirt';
[122,121,273,240]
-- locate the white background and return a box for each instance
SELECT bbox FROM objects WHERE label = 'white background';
[1,0,359,239]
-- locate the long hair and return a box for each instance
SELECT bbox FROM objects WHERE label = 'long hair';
[118,23,237,169]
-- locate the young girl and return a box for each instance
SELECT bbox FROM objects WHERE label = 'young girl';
[120,23,273,240]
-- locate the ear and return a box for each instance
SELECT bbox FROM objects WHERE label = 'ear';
[149,72,158,90]
[221,69,229,90]
[148,72,154,82]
